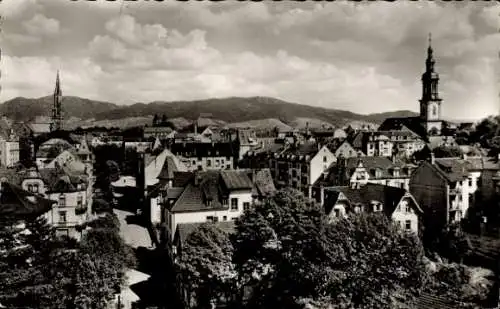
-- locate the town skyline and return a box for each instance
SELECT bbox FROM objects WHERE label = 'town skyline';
[1,1,499,121]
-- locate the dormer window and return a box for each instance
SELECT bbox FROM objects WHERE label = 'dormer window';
[77,195,83,207]
[373,203,382,212]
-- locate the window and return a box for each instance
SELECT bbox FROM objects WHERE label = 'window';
[215,160,220,166]
[213,216,219,223]
[292,170,297,178]
[334,208,341,217]
[468,179,473,187]
[222,199,228,206]
[206,216,213,222]
[223,216,227,221]
[405,205,411,213]
[58,211,67,223]
[231,217,237,221]
[58,195,66,207]
[400,183,405,189]
[207,159,211,167]
[405,220,411,231]
[243,202,250,211]
[432,105,437,116]
[226,164,230,169]
[231,198,238,211]
[323,156,327,162]
[77,195,83,207]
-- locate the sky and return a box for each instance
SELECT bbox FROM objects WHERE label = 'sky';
[0,1,499,121]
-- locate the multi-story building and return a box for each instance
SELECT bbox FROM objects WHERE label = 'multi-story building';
[143,126,176,140]
[169,141,236,172]
[363,131,425,158]
[321,183,423,234]
[270,141,336,197]
[0,118,20,167]
[316,156,415,194]
[327,139,362,159]
[410,154,471,230]
[18,167,92,240]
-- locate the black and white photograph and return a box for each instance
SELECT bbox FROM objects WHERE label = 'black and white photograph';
[0,1,499,309]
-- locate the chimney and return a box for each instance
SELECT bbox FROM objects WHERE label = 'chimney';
[430,152,435,165]
[194,119,198,135]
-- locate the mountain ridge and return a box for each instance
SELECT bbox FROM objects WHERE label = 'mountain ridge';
[1,95,419,128]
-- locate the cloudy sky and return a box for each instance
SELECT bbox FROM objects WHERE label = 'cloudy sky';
[1,1,498,120]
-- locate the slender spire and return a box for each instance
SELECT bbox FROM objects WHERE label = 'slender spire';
[426,33,435,72]
[55,70,61,96]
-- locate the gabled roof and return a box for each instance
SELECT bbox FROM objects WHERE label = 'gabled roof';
[377,117,429,140]
[0,182,54,219]
[169,171,225,213]
[424,160,468,183]
[324,183,422,217]
[220,170,253,190]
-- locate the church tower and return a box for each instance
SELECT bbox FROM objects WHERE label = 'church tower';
[50,71,63,132]
[419,34,443,136]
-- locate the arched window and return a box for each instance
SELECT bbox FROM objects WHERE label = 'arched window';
[432,105,437,116]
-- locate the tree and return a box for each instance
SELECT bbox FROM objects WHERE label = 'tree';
[153,114,159,127]
[232,189,428,309]
[161,114,168,126]
[176,223,236,309]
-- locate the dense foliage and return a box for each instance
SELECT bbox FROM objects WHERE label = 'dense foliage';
[177,224,235,309]
[176,189,428,309]
[0,213,133,309]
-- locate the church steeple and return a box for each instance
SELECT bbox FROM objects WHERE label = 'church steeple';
[51,71,63,132]
[419,33,443,136]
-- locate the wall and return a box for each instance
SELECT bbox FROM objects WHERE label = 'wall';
[409,163,448,229]
[309,146,336,190]
[180,156,233,171]
[391,195,419,234]
[47,190,90,241]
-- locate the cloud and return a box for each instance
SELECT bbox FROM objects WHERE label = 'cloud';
[23,14,61,36]
[1,1,498,120]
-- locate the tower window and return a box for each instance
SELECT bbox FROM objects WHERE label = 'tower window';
[432,105,437,116]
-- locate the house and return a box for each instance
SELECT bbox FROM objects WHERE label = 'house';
[142,149,188,224]
[321,183,423,234]
[18,167,93,240]
[169,141,236,172]
[270,141,336,197]
[317,156,415,195]
[35,138,74,169]
[163,170,254,241]
[410,154,471,230]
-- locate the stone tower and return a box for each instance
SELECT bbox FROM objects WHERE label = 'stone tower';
[50,71,63,132]
[419,34,443,136]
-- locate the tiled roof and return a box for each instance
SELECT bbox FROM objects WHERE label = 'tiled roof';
[349,131,366,149]
[464,156,500,171]
[0,182,54,219]
[220,170,253,190]
[427,160,468,183]
[176,221,236,246]
[173,172,194,187]
[170,171,226,213]
[158,156,187,180]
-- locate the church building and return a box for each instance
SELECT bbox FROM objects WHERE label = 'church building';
[378,35,450,141]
